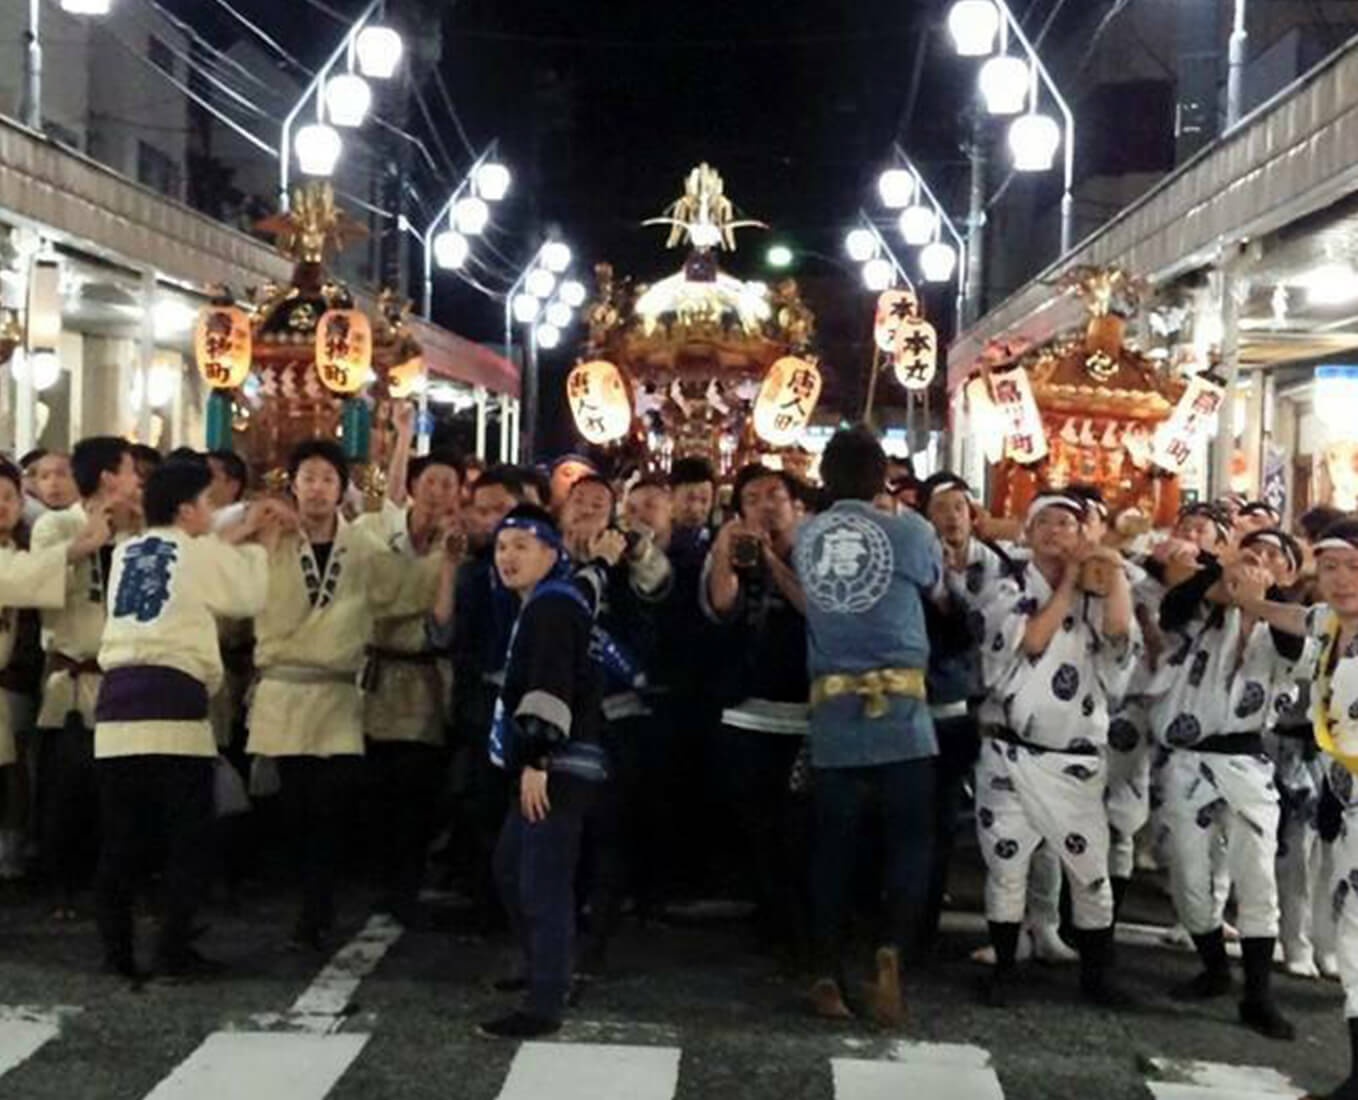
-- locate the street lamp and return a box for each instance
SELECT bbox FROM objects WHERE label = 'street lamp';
[475,161,512,202]
[512,293,541,324]
[920,241,959,284]
[877,168,916,210]
[898,205,937,247]
[452,195,490,236]
[279,0,403,208]
[432,229,469,271]
[979,55,1029,116]
[845,228,877,263]
[506,238,578,461]
[525,268,557,299]
[558,279,587,308]
[874,145,968,322]
[24,0,113,132]
[849,214,913,295]
[949,0,1076,255]
[420,141,510,318]
[862,258,894,292]
[766,244,794,269]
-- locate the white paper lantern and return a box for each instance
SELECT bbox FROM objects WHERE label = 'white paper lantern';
[355,25,402,79]
[545,300,573,329]
[540,241,573,274]
[475,161,512,202]
[452,196,490,236]
[877,169,915,209]
[898,205,937,246]
[558,279,587,308]
[525,268,556,299]
[920,241,958,283]
[948,0,1001,57]
[567,360,633,445]
[862,258,895,292]
[295,123,342,177]
[512,293,541,324]
[1009,113,1061,172]
[980,55,1029,116]
[323,73,371,128]
[845,228,877,263]
[433,230,469,270]
[891,318,938,391]
[535,322,561,350]
[753,357,822,448]
[12,349,61,392]
[874,289,918,352]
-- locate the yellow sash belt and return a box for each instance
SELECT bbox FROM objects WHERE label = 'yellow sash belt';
[810,667,926,720]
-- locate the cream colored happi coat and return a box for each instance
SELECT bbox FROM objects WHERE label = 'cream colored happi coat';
[0,539,70,765]
[246,518,441,758]
[352,501,450,746]
[96,529,269,759]
[31,502,123,730]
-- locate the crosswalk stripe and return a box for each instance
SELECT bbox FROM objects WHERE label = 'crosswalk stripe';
[1144,1058,1302,1099]
[834,1042,1004,1099]
[494,1042,681,1100]
[142,1032,369,1100]
[0,1006,74,1080]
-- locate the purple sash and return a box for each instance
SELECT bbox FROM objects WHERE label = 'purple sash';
[95,665,209,723]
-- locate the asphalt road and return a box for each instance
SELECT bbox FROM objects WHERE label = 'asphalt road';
[0,866,1347,1100]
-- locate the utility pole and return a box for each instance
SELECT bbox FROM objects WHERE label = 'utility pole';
[19,0,42,131]
[964,104,987,326]
[1225,0,1247,129]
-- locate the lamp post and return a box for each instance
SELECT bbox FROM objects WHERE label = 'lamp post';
[504,239,581,463]
[1226,0,1247,129]
[21,0,114,132]
[278,0,403,211]
[419,141,509,318]
[879,144,967,325]
[948,0,1076,256]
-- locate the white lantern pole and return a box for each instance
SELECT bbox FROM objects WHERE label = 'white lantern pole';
[420,140,503,318]
[504,237,575,463]
[893,145,967,323]
[279,0,399,212]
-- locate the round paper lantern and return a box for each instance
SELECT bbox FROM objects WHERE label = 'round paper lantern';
[877,169,915,209]
[861,258,894,292]
[898,204,937,246]
[948,0,1001,57]
[892,317,938,391]
[1009,112,1061,172]
[753,357,823,448]
[920,241,958,283]
[323,73,371,128]
[874,289,917,352]
[194,305,252,389]
[567,360,632,446]
[314,308,373,395]
[355,25,403,79]
[980,55,1030,116]
[295,123,342,177]
[475,162,512,202]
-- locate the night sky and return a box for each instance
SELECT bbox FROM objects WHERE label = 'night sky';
[172,0,1086,440]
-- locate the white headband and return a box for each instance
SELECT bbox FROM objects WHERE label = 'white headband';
[1026,493,1085,527]
[1315,537,1358,554]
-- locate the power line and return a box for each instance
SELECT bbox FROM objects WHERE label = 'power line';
[406,70,462,180]
[430,65,478,163]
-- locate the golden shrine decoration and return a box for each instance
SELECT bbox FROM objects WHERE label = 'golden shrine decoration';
[194,304,252,389]
[753,356,822,448]
[567,360,633,445]
[975,265,1185,524]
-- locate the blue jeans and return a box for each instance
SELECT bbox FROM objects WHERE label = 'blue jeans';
[811,757,936,978]
[493,792,586,1020]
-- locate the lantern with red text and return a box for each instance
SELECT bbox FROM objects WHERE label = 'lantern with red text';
[194,304,252,449]
[891,316,937,391]
[873,289,917,352]
[753,356,822,448]
[314,309,372,395]
[567,360,632,445]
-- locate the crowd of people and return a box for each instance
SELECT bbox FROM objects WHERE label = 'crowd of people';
[2,411,1358,1096]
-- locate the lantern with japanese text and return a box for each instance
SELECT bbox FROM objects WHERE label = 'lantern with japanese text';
[315,308,373,459]
[567,360,633,445]
[194,303,253,449]
[1150,372,1224,473]
[892,316,937,391]
[990,366,1048,465]
[753,356,822,448]
[873,289,917,352]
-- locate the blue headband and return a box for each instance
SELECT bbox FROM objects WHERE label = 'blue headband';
[495,513,566,555]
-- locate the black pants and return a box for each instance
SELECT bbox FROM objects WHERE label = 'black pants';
[494,788,587,1020]
[923,713,980,947]
[812,758,936,980]
[38,716,99,903]
[364,740,445,916]
[277,756,363,937]
[723,726,810,959]
[95,754,213,968]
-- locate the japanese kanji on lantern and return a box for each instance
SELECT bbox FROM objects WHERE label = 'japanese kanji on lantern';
[567,359,633,445]
[964,374,1005,463]
[752,356,822,448]
[1151,371,1224,473]
[194,302,252,450]
[873,289,917,352]
[990,366,1048,464]
[315,308,373,459]
[891,316,937,391]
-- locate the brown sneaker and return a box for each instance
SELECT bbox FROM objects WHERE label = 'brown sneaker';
[808,976,853,1019]
[863,946,905,1029]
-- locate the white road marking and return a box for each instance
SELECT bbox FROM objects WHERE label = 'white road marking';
[0,1006,79,1080]
[834,1041,1004,1099]
[1145,1058,1302,1099]
[142,1032,369,1100]
[494,1042,681,1100]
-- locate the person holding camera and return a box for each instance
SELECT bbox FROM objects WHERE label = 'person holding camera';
[975,491,1139,1009]
[703,464,809,966]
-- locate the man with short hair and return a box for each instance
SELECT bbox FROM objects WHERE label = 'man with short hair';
[794,427,941,1025]
[33,436,143,916]
[93,460,278,979]
[670,457,716,540]
[206,450,248,510]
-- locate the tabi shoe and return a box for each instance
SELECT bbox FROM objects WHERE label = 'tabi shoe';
[1077,928,1135,1009]
[861,947,905,1029]
[1239,937,1294,1040]
[1285,957,1321,980]
[477,1011,562,1040]
[1030,923,1078,964]
[1320,952,1342,980]
[808,977,853,1020]
[1238,998,1296,1041]
[1170,929,1233,1000]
